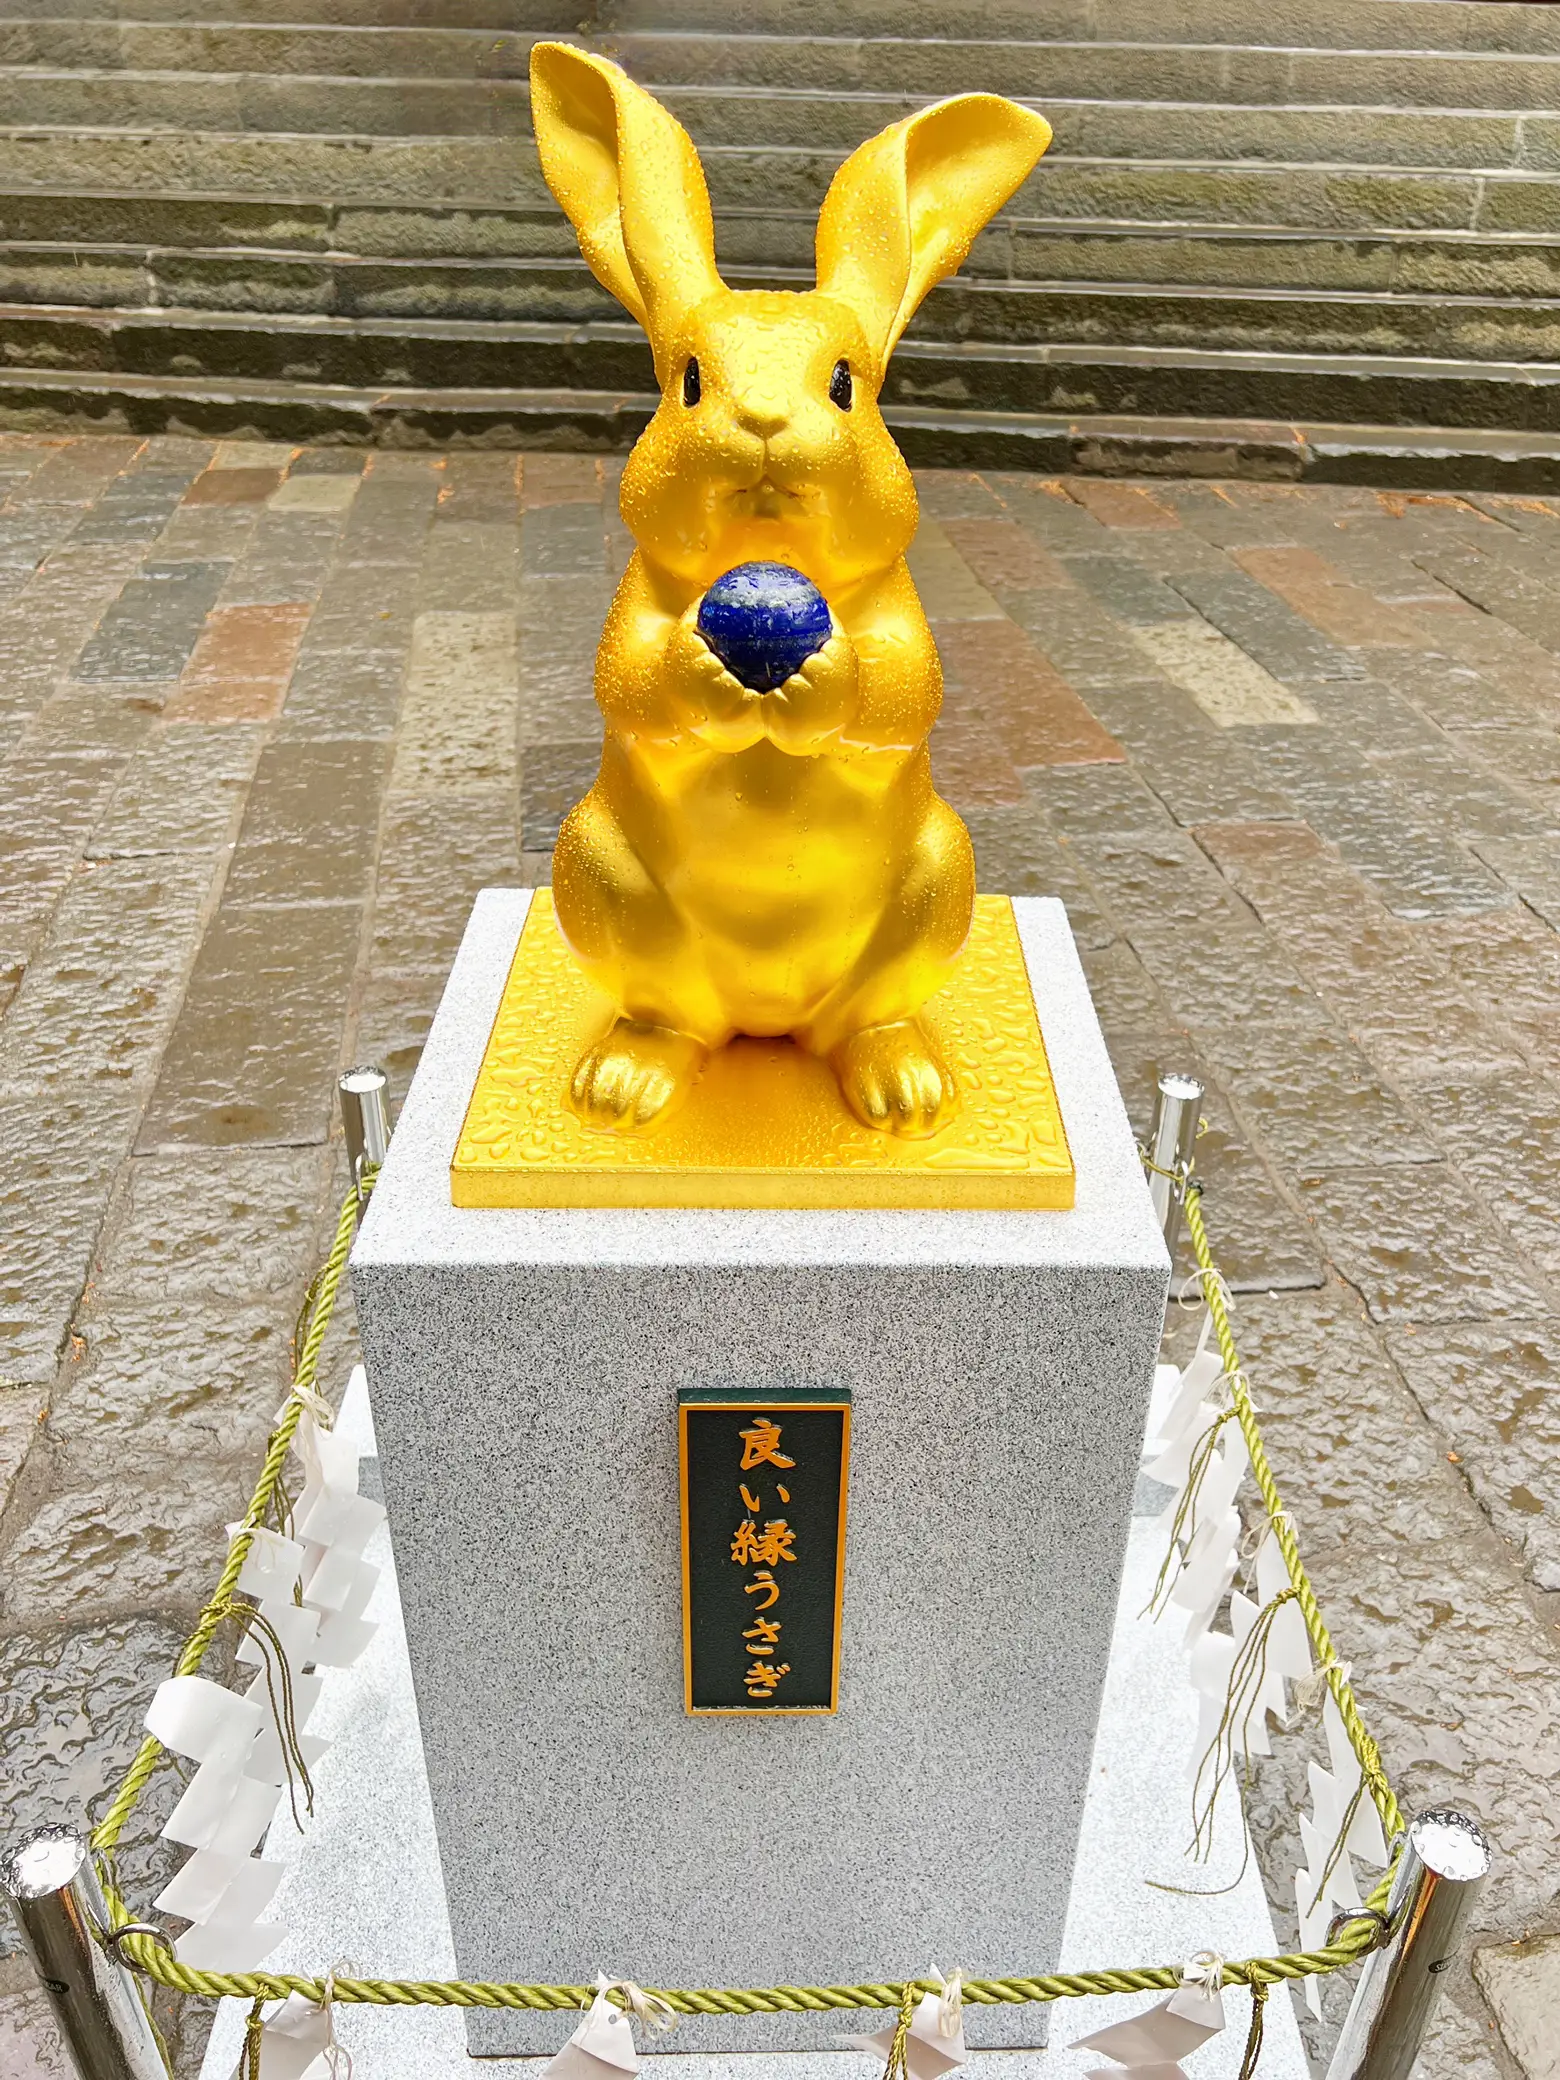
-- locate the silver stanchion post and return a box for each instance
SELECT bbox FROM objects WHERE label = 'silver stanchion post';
[339,1062,391,1214]
[1145,1071,1204,1262]
[1,1827,167,2080]
[1325,1807,1493,2080]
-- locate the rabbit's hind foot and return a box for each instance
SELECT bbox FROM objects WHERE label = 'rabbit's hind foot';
[569,1018,708,1134]
[831,1018,957,1140]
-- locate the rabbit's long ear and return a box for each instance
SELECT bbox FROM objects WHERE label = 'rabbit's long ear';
[815,96,1050,372]
[530,43,723,366]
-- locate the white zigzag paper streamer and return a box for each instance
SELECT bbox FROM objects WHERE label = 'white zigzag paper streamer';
[1253,1536,1316,1691]
[1172,1506,1242,1648]
[1292,1865,1331,2018]
[1226,1593,1279,1759]
[153,1365,388,1969]
[1310,1754,1389,1871]
[234,1991,332,2080]
[843,1985,968,2079]
[231,1525,306,1602]
[1299,1815,1363,1912]
[1322,1698,1390,1866]
[1072,1975,1224,2074]
[542,1989,642,2080]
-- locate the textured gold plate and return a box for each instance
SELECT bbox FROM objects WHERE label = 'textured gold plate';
[451,893,1074,1210]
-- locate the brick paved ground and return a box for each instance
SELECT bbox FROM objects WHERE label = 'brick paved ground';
[0,435,1557,2077]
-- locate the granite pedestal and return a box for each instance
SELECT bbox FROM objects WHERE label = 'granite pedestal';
[350,890,1169,2057]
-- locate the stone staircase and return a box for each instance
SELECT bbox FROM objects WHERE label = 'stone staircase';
[2,0,1560,480]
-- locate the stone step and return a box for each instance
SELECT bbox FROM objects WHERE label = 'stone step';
[0,129,534,202]
[596,0,1560,57]
[6,132,1560,237]
[1025,158,1560,237]
[6,0,1560,57]
[610,32,1560,113]
[0,300,1555,433]
[0,362,1557,491]
[0,184,577,258]
[4,0,566,26]
[0,21,542,79]
[892,335,1560,434]
[8,239,1560,356]
[0,69,534,136]
[0,73,1553,173]
[7,190,1560,296]
[652,85,1559,174]
[7,23,1560,112]
[997,222,1560,298]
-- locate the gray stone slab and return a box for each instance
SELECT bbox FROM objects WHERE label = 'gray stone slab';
[194,1370,1308,2080]
[352,892,1168,2055]
[71,560,228,681]
[1474,1932,1560,2079]
[519,738,603,850]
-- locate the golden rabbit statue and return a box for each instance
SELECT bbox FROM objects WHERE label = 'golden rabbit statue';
[530,44,1051,1139]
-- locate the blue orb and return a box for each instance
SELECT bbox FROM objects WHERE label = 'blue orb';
[697,562,833,693]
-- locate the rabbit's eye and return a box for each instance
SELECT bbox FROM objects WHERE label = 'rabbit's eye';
[682,357,701,407]
[829,359,853,411]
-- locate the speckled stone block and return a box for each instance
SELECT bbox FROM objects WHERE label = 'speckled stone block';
[351,891,1168,2057]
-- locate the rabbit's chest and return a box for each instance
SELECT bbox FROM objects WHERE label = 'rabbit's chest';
[652,746,886,891]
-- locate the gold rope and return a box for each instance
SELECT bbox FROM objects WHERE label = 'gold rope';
[94,1178,363,1856]
[107,1926,1392,2012]
[1189,1589,1298,1861]
[1181,1183,1403,1843]
[880,1982,918,2080]
[90,1161,1400,2020]
[1237,1978,1269,2079]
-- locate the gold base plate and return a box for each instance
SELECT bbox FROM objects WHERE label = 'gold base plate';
[451,893,1074,1211]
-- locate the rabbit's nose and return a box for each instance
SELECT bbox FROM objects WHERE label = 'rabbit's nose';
[733,390,788,440]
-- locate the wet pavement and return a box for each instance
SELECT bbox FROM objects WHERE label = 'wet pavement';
[0,436,1556,2077]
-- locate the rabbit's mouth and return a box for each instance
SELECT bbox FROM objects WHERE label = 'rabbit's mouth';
[729,475,807,520]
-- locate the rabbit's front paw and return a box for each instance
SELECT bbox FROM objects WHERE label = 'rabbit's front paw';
[832,1018,957,1138]
[569,1017,708,1133]
[764,627,859,755]
[667,609,765,752]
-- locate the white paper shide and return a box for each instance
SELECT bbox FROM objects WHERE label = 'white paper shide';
[152,1367,385,1972]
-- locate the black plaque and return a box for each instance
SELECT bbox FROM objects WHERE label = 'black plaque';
[679,1389,850,1715]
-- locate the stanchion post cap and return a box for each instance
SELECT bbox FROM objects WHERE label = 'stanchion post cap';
[1409,1808,1492,1882]
[339,1064,391,1188]
[2,1826,88,1902]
